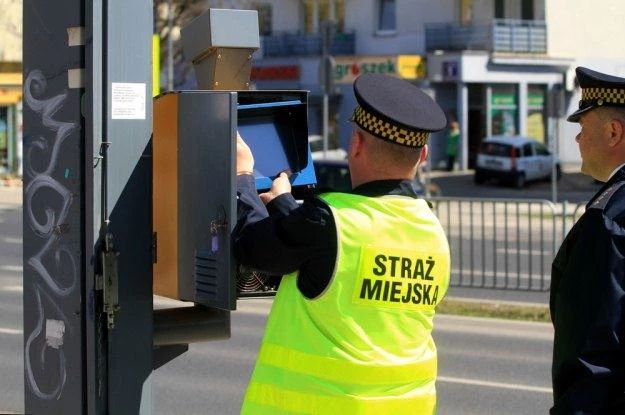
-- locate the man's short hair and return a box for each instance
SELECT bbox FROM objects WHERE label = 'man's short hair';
[358,127,421,168]
[597,106,625,126]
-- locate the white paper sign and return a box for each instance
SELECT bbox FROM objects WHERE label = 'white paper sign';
[111,82,146,120]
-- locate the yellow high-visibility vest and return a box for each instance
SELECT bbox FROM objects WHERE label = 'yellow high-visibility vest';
[242,193,451,415]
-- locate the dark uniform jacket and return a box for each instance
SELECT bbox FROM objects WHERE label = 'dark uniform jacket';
[232,174,424,299]
[550,167,625,414]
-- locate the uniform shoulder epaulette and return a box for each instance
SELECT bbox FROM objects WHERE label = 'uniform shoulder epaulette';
[590,181,625,210]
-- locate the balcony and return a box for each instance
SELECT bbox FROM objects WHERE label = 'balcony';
[425,19,547,54]
[261,31,356,57]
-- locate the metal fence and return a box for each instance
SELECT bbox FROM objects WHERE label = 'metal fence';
[260,31,356,57]
[424,19,547,54]
[427,198,586,291]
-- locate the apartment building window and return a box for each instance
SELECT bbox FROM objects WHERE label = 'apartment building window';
[460,0,473,24]
[304,0,345,34]
[378,0,396,32]
[494,0,504,19]
[521,0,534,20]
[494,0,534,20]
[252,2,272,35]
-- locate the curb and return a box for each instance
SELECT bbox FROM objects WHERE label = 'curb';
[439,297,550,323]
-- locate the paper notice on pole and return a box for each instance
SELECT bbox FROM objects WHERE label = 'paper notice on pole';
[111,82,146,120]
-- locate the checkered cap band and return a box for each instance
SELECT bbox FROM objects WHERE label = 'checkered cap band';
[581,87,625,105]
[352,105,430,147]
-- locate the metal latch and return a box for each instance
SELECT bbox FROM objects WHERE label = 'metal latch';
[210,207,228,253]
[101,233,120,329]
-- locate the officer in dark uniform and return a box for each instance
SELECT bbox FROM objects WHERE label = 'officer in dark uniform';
[551,67,625,413]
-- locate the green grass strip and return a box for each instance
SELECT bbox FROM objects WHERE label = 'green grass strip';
[437,298,551,323]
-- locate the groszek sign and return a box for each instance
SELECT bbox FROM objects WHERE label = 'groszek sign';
[333,55,426,84]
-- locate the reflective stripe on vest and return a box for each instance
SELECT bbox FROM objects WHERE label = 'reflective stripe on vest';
[245,381,436,415]
[257,342,438,385]
[241,193,450,415]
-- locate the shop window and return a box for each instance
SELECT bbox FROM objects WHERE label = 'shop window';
[527,85,546,143]
[491,85,517,136]
[377,0,396,32]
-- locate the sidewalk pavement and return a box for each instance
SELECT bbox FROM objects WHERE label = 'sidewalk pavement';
[0,186,22,205]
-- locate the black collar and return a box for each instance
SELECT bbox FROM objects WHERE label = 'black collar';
[352,179,422,198]
[587,167,625,208]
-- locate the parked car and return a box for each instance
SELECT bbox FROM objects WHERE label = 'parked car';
[312,158,440,196]
[313,158,353,192]
[474,136,561,189]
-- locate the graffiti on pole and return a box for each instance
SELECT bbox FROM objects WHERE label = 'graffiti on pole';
[23,69,78,400]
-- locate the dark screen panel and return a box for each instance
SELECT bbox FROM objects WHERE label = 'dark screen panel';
[237,100,316,191]
[238,116,293,179]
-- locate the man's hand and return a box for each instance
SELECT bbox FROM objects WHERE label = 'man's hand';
[236,131,254,175]
[259,172,291,205]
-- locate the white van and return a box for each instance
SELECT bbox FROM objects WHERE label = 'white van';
[474,136,561,188]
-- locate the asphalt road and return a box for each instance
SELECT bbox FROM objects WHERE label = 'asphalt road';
[429,169,600,203]
[0,295,556,415]
[1,185,555,414]
[148,299,554,415]
[0,193,23,415]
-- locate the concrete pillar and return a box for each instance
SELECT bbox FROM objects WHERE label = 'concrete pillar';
[518,82,528,136]
[457,82,469,170]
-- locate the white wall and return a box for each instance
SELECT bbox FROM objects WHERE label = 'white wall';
[347,0,456,55]
[468,0,493,22]
[207,0,302,32]
[264,0,302,32]
[547,0,625,60]
[545,0,625,166]
[0,0,22,62]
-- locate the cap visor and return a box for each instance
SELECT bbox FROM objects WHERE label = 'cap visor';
[567,106,593,123]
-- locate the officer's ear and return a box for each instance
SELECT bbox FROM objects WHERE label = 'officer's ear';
[607,117,625,148]
[349,128,365,158]
[418,145,429,165]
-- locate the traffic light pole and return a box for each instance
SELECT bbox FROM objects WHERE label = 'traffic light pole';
[23,1,154,413]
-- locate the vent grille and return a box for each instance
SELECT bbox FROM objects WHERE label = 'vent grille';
[195,251,218,300]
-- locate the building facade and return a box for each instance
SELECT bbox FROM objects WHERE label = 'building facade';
[238,0,625,169]
[0,0,22,175]
[14,0,622,173]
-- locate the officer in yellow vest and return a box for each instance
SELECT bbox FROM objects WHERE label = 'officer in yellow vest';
[233,73,451,414]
